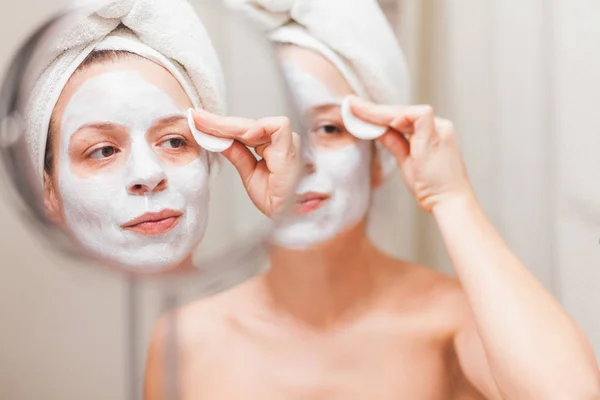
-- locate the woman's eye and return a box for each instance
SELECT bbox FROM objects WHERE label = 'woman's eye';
[160,138,186,149]
[89,146,118,159]
[316,124,343,135]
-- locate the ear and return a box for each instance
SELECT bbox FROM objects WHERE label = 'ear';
[43,171,64,225]
[370,143,384,189]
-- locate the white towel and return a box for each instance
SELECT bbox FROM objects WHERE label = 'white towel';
[25,0,225,180]
[225,0,410,104]
[225,0,411,175]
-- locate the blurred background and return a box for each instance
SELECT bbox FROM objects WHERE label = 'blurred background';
[0,0,599,399]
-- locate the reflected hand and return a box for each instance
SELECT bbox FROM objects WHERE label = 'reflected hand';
[349,96,473,213]
[191,109,300,217]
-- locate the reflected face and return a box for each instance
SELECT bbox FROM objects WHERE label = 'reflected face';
[273,46,380,249]
[47,56,209,271]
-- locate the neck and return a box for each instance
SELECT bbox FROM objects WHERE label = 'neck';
[260,221,386,327]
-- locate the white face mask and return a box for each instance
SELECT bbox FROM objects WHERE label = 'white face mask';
[273,141,372,249]
[58,70,209,271]
[281,60,341,113]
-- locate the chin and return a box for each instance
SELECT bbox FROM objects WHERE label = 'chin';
[75,226,206,273]
[272,223,337,250]
[101,250,190,273]
[70,206,210,270]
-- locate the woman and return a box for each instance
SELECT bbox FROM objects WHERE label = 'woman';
[26,0,298,272]
[145,0,600,398]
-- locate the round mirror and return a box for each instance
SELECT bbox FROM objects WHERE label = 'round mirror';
[0,0,301,287]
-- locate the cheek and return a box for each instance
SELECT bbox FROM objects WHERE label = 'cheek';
[158,145,205,168]
[68,155,128,179]
[316,143,372,183]
[47,156,68,214]
[166,159,209,195]
[311,131,359,151]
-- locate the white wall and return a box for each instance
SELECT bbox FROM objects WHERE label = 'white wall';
[553,0,600,359]
[394,0,600,358]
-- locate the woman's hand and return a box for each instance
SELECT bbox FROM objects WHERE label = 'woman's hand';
[349,96,473,213]
[191,109,300,217]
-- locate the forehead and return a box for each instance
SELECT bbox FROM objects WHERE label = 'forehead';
[54,56,192,119]
[279,45,354,97]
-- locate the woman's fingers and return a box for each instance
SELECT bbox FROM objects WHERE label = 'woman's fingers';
[255,143,269,159]
[205,113,297,185]
[221,141,258,187]
[348,96,407,128]
[243,117,298,186]
[349,96,437,144]
[377,130,410,166]
[434,118,456,141]
[213,114,300,216]
[191,109,253,139]
[192,110,293,148]
[259,122,300,197]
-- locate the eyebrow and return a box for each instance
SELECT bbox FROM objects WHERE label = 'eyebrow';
[310,103,341,112]
[306,103,342,116]
[72,114,187,136]
[151,114,187,129]
[75,122,121,133]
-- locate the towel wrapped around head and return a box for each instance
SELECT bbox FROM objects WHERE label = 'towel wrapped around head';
[225,0,410,103]
[25,0,225,181]
[225,0,411,176]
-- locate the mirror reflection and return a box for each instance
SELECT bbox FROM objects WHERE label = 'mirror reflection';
[2,0,300,276]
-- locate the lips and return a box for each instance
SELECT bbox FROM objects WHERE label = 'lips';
[295,192,331,215]
[121,209,183,236]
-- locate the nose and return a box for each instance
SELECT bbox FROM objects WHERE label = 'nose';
[304,160,316,175]
[302,145,316,175]
[125,142,168,196]
[128,176,167,195]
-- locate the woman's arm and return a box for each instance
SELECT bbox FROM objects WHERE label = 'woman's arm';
[435,193,600,399]
[350,96,600,399]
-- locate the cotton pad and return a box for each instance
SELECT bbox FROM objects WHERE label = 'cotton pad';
[188,109,233,153]
[341,96,387,140]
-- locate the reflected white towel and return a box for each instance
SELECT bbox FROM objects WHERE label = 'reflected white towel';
[25,0,225,180]
[226,0,410,104]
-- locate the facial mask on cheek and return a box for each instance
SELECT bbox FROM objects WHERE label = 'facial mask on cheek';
[273,141,372,249]
[58,70,210,271]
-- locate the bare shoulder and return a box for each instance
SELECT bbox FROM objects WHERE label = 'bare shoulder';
[146,285,246,360]
[174,283,253,345]
[382,256,464,298]
[378,256,472,329]
[144,283,255,398]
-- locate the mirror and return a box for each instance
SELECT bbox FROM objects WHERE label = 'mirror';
[0,0,301,283]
